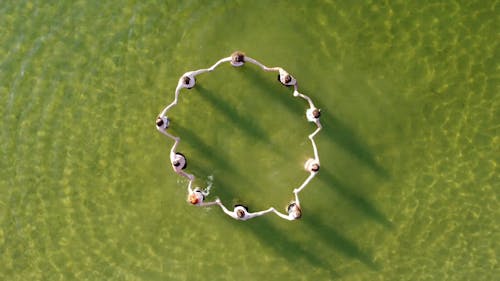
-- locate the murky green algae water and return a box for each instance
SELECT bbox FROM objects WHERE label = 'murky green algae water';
[1,1,498,280]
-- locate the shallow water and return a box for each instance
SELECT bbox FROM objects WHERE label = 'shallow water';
[0,1,498,280]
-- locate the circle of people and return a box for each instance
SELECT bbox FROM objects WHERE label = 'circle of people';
[156,51,322,221]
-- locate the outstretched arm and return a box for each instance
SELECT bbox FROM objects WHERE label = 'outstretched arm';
[244,56,282,72]
[294,173,316,194]
[197,200,219,207]
[246,207,275,219]
[208,57,231,71]
[294,192,300,206]
[273,209,294,221]
[217,200,237,219]
[178,171,194,181]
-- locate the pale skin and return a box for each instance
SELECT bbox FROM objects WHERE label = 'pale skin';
[216,199,275,221]
[273,192,301,221]
[155,52,323,222]
[187,181,218,207]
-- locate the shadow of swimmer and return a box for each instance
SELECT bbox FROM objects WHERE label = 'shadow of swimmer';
[194,84,291,159]
[304,216,381,271]
[244,218,339,278]
[172,124,236,174]
[318,168,393,228]
[320,111,389,179]
[241,66,388,179]
[212,175,339,279]
[195,85,271,144]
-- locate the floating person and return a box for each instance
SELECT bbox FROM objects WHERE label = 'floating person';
[293,158,320,194]
[273,192,302,221]
[306,107,321,123]
[179,68,213,90]
[187,183,219,207]
[171,152,188,172]
[216,200,274,221]
[304,158,320,173]
[179,74,195,89]
[277,68,297,87]
[231,51,245,67]
[156,116,170,131]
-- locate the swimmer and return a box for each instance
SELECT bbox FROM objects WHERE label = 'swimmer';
[231,51,245,67]
[171,152,188,172]
[293,158,320,194]
[273,192,302,221]
[306,108,321,123]
[156,116,170,131]
[304,158,320,173]
[216,201,274,221]
[277,69,297,87]
[187,184,218,207]
[178,68,211,90]
[179,75,195,89]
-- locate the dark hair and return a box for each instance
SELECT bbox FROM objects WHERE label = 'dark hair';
[231,51,245,63]
[174,152,187,169]
[312,109,321,118]
[287,203,302,219]
[284,75,292,83]
[183,76,191,85]
[311,163,320,172]
[156,117,164,127]
[236,209,246,218]
[234,204,248,211]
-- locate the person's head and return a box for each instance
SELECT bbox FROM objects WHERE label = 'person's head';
[284,74,292,84]
[172,153,187,169]
[188,193,199,205]
[312,108,321,119]
[231,51,245,63]
[234,205,248,219]
[311,163,320,172]
[287,203,302,219]
[156,116,169,129]
[156,117,164,127]
[236,209,246,218]
[183,76,191,85]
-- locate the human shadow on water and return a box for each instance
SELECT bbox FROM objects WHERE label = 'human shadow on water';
[195,84,293,159]
[318,168,393,228]
[212,175,339,279]
[319,110,389,179]
[194,85,271,144]
[172,123,236,174]
[239,66,305,117]
[239,65,389,178]
[303,215,381,271]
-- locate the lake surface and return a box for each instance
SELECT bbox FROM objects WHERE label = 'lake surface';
[0,1,497,280]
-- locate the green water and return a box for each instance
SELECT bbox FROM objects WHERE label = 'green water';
[1,1,498,280]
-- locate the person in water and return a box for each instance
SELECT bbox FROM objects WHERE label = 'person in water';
[216,200,274,221]
[273,191,303,221]
[304,158,320,173]
[156,116,170,131]
[306,107,321,123]
[277,68,297,87]
[231,51,245,67]
[187,185,218,207]
[179,74,195,89]
[171,152,188,173]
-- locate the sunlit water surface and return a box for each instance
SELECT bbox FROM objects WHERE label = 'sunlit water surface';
[0,1,497,280]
